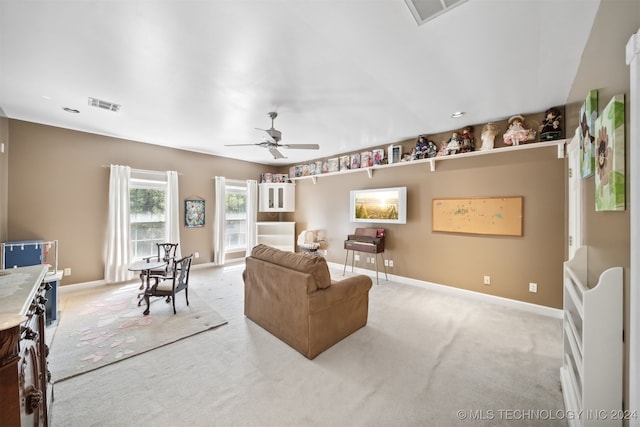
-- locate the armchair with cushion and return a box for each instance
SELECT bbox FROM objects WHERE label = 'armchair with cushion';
[144,254,193,315]
[243,244,372,359]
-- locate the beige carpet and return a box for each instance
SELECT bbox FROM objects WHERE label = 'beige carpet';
[48,281,227,382]
[49,263,565,426]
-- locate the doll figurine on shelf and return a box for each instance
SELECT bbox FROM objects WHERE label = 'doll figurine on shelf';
[436,141,448,157]
[503,115,531,146]
[480,122,498,151]
[460,126,475,153]
[445,131,461,155]
[540,107,563,141]
[415,135,428,159]
[425,139,438,158]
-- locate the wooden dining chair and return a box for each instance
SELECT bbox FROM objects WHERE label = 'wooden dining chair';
[143,254,193,315]
[142,242,179,282]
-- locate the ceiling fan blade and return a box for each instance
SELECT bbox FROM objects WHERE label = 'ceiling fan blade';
[281,144,320,150]
[224,143,261,147]
[269,148,286,159]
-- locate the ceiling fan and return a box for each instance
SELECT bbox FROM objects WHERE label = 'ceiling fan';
[225,112,320,159]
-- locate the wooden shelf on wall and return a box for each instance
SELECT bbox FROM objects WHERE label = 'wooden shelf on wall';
[289,139,567,183]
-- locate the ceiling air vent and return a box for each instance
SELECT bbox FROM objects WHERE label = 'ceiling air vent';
[404,0,469,25]
[88,97,121,112]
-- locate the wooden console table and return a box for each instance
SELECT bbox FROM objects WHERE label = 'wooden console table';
[0,264,51,426]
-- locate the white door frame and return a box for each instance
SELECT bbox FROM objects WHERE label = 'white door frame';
[567,129,582,261]
[625,29,639,426]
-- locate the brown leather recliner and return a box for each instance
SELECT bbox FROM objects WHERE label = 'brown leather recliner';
[243,244,373,359]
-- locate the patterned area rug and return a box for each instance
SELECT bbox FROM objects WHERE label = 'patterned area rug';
[48,282,227,383]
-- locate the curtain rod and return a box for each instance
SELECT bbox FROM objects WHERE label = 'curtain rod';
[101,165,182,175]
[211,177,257,182]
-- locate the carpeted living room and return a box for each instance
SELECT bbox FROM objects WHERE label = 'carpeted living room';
[48,261,565,426]
[1,1,639,427]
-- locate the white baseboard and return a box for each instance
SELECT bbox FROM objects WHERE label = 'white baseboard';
[60,260,239,294]
[60,279,106,290]
[328,261,563,319]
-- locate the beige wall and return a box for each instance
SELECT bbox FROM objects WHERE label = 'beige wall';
[6,120,274,284]
[5,116,568,309]
[5,114,568,310]
[291,133,566,309]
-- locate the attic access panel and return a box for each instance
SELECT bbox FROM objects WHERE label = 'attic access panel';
[405,0,470,25]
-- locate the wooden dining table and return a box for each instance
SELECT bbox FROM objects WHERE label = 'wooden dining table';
[128,260,167,306]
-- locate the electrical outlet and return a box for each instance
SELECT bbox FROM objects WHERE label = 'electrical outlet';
[384,259,389,266]
[483,275,491,285]
[323,250,327,256]
[388,260,394,267]
[194,252,200,259]
[354,254,360,261]
[529,282,538,293]
[64,268,71,276]
[371,257,375,264]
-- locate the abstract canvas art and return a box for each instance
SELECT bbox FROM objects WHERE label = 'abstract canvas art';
[594,94,625,211]
[579,90,597,178]
[185,199,205,227]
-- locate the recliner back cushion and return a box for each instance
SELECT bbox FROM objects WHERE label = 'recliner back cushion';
[251,244,332,289]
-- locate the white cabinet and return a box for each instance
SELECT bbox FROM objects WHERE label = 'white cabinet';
[259,183,295,212]
[560,246,623,426]
[256,222,295,252]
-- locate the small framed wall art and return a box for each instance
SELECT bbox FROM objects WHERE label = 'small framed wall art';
[185,198,205,227]
[372,149,385,165]
[388,145,402,164]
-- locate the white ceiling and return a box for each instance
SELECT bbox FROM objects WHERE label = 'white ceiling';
[0,0,600,166]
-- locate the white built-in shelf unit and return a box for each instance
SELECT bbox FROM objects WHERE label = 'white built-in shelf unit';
[290,139,567,183]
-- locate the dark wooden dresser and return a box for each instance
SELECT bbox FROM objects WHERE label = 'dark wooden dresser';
[0,265,52,426]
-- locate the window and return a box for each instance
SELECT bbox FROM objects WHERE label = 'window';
[224,182,247,253]
[130,176,167,261]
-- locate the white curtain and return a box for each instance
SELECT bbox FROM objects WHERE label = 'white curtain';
[213,176,226,265]
[166,170,182,258]
[245,179,258,256]
[105,165,133,283]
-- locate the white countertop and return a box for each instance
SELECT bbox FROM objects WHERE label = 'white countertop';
[0,264,48,330]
